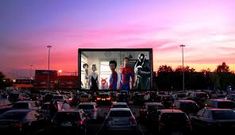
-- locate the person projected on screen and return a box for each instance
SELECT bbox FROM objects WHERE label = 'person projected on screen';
[109,60,118,90]
[119,57,135,91]
[89,64,99,91]
[134,53,151,90]
[83,63,89,89]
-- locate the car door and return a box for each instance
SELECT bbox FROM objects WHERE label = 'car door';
[191,109,206,128]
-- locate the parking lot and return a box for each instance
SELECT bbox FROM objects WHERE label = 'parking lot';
[1,89,235,135]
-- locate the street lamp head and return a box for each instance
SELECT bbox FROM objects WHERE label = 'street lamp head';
[47,45,52,48]
[180,44,186,47]
[58,70,62,73]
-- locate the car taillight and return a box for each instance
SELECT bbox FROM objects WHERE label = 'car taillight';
[97,97,101,100]
[106,97,111,100]
[129,117,137,125]
[79,120,84,125]
[15,123,22,129]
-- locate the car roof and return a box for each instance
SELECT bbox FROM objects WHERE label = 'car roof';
[79,102,96,105]
[16,101,34,103]
[159,109,183,113]
[145,102,163,105]
[4,109,32,113]
[175,100,196,103]
[204,107,233,111]
[112,102,128,105]
[209,99,233,102]
[110,108,131,111]
[57,109,83,113]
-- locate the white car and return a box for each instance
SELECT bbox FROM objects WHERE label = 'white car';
[104,108,137,131]
[111,102,129,108]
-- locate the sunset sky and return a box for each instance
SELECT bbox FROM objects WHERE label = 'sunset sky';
[1,0,235,78]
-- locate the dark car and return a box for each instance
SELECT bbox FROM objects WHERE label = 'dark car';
[51,109,87,135]
[139,102,164,122]
[96,93,112,105]
[158,109,192,135]
[133,92,144,105]
[191,108,235,133]
[174,100,200,115]
[12,101,38,110]
[78,102,97,120]
[0,109,41,134]
[206,99,235,109]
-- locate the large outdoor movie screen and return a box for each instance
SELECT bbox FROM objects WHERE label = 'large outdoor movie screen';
[78,49,153,91]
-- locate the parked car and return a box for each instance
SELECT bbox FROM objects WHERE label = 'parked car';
[79,93,92,102]
[133,92,144,105]
[226,94,235,101]
[52,95,65,102]
[0,109,41,134]
[78,102,98,120]
[206,99,235,109]
[104,108,137,132]
[158,109,192,135]
[51,109,87,135]
[191,108,235,133]
[96,93,112,105]
[111,102,129,108]
[12,101,38,110]
[139,102,164,122]
[174,100,200,114]
[188,92,209,108]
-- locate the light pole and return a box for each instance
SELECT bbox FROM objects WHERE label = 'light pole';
[47,45,52,90]
[180,44,186,91]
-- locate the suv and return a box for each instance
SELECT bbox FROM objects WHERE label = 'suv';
[174,100,200,114]
[206,99,235,109]
[51,109,87,135]
[139,102,164,122]
[158,109,192,134]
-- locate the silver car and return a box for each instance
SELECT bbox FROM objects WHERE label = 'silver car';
[104,108,137,131]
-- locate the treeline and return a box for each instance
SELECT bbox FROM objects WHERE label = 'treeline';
[155,62,235,91]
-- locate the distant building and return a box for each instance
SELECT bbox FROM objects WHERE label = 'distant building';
[13,79,33,89]
[34,70,58,89]
[34,70,78,90]
[57,75,79,89]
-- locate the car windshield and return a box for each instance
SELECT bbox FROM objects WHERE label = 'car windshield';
[112,105,128,108]
[196,93,208,98]
[13,103,29,109]
[78,105,94,109]
[181,103,198,111]
[0,111,28,120]
[212,110,235,120]
[54,112,80,122]
[217,102,235,109]
[161,113,188,122]
[148,105,164,111]
[99,94,109,98]
[109,110,132,117]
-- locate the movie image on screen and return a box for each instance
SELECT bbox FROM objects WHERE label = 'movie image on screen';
[78,49,153,91]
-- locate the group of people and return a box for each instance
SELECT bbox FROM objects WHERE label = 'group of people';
[82,53,151,91]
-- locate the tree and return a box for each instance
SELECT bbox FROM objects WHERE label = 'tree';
[216,62,230,72]
[175,66,195,72]
[157,65,173,73]
[0,72,6,88]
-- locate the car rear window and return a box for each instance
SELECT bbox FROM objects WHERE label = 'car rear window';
[212,110,235,120]
[54,112,81,122]
[112,105,128,108]
[217,102,235,109]
[13,103,29,109]
[0,111,28,120]
[109,110,132,117]
[160,113,188,122]
[78,104,94,109]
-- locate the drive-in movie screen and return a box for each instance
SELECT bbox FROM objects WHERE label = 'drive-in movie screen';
[79,49,153,91]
